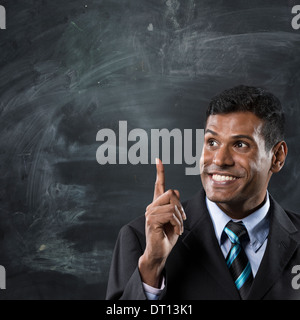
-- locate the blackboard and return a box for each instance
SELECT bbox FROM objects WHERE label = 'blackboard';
[0,0,300,299]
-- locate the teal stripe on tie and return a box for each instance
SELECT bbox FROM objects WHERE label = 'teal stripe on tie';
[224,227,240,244]
[226,244,241,268]
[235,262,251,290]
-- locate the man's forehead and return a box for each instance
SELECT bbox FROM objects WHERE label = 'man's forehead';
[205,112,264,137]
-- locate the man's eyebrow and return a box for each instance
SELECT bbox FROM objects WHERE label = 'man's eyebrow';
[205,129,255,142]
[231,134,255,142]
[205,129,218,135]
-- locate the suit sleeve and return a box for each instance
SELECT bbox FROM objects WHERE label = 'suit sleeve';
[106,224,148,300]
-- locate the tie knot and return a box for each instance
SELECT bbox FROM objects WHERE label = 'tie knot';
[224,221,248,244]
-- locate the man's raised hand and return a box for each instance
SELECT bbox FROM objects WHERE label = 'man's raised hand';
[138,158,186,288]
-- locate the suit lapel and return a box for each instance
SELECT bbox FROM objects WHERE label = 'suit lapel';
[248,195,299,300]
[182,190,240,299]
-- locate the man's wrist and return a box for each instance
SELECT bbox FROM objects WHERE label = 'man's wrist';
[138,254,166,288]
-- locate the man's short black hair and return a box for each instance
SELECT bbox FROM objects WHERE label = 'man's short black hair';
[206,85,285,151]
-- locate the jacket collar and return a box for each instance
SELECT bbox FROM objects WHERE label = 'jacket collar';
[248,194,299,299]
[182,189,240,299]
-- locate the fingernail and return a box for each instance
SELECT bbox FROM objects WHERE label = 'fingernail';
[155,158,159,165]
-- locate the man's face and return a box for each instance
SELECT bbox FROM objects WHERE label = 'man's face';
[200,111,273,212]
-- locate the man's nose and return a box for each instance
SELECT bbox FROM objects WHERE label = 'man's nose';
[213,145,234,167]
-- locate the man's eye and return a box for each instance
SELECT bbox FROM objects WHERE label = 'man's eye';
[208,139,217,147]
[235,141,248,148]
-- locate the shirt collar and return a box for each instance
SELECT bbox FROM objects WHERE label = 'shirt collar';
[206,191,270,253]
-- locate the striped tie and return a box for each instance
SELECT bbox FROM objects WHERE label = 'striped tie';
[224,221,253,299]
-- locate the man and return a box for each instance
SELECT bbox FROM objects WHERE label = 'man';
[106,85,300,300]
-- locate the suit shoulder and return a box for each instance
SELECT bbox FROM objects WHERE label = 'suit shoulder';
[285,209,300,229]
[121,215,145,236]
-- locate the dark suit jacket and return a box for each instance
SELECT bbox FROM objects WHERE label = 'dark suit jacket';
[106,189,300,300]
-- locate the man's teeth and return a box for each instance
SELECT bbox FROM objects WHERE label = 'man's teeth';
[212,174,237,181]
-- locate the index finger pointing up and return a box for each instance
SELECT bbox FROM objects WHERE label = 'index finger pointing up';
[153,158,165,201]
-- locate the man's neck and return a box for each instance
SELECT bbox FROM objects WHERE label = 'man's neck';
[215,195,267,220]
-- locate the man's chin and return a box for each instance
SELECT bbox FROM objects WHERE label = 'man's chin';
[204,189,237,204]
[207,195,231,204]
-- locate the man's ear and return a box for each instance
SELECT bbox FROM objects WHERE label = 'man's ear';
[270,141,288,173]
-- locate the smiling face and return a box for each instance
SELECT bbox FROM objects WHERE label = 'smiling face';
[200,111,274,218]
